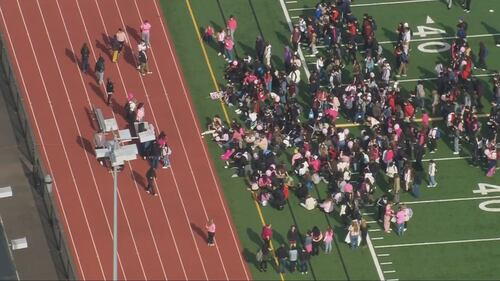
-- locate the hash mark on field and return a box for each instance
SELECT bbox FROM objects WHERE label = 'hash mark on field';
[380,262,393,265]
[375,237,500,249]
[362,212,374,215]
[384,270,396,274]
[387,279,399,281]
[369,229,381,232]
[378,253,390,257]
[371,237,384,240]
[285,0,297,3]
[367,221,378,224]
[403,195,500,205]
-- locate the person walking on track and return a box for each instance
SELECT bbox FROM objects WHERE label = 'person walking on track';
[146,166,157,196]
[138,49,152,76]
[206,219,216,246]
[105,78,114,105]
[80,43,90,73]
[95,55,105,84]
[140,20,152,48]
[115,28,127,53]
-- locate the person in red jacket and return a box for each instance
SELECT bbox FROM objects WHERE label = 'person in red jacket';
[261,224,273,250]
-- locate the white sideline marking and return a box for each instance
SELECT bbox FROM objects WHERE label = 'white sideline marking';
[380,262,393,265]
[366,234,385,281]
[375,237,500,249]
[403,195,500,205]
[426,16,435,24]
[372,237,384,240]
[378,254,390,257]
[279,0,310,79]
[288,0,438,10]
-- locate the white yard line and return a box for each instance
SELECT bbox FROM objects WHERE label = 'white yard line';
[279,0,310,78]
[418,156,471,162]
[288,0,438,11]
[403,195,500,205]
[375,237,500,249]
[366,234,386,281]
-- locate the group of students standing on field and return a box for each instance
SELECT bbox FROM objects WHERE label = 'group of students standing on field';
[199,0,498,274]
[82,20,174,197]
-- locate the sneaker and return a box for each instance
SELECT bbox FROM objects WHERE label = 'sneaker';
[433,184,438,187]
[453,151,459,155]
[403,228,407,232]
[146,190,150,194]
[154,193,158,196]
[427,185,432,188]
[430,150,435,153]
[402,74,407,77]
[217,52,222,56]
[395,75,401,78]
[147,71,153,74]
[231,174,238,178]
[465,9,470,13]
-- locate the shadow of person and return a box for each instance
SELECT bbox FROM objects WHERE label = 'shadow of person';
[190,222,207,241]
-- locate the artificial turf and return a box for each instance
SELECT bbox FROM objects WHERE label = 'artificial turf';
[160,0,500,280]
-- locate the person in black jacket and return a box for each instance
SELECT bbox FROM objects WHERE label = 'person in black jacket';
[80,43,90,73]
[95,55,105,84]
[276,244,288,274]
[105,78,114,105]
[298,248,310,275]
[146,167,157,196]
[149,141,161,169]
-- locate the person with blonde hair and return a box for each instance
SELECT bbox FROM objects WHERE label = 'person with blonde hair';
[348,221,360,249]
[206,219,216,246]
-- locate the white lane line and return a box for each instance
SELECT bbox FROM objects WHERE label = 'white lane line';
[288,0,438,11]
[366,234,385,281]
[380,262,393,265]
[375,237,500,249]
[279,0,310,78]
[378,254,390,257]
[130,1,231,279]
[403,195,500,205]
[384,270,396,274]
[372,237,384,240]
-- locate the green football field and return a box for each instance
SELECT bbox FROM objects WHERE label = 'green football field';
[160,0,500,280]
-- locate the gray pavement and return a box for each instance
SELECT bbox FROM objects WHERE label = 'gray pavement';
[0,63,63,280]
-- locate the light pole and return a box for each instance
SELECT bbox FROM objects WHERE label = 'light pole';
[108,135,138,281]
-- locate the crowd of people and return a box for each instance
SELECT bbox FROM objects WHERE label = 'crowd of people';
[202,0,499,274]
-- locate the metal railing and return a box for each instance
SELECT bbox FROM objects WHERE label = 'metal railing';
[0,32,77,280]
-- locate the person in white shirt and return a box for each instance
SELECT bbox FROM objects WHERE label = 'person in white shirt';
[427,160,438,187]
[300,195,318,210]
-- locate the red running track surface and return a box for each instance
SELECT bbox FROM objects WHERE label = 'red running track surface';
[0,0,250,280]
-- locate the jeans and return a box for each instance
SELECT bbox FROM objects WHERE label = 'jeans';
[397,223,404,236]
[96,70,104,84]
[82,56,89,73]
[429,175,437,187]
[289,260,296,272]
[279,258,287,273]
[224,48,234,61]
[299,260,308,273]
[162,154,170,167]
[454,136,460,153]
[150,156,159,169]
[350,235,358,249]
[324,241,332,253]
[142,32,150,46]
[412,183,420,198]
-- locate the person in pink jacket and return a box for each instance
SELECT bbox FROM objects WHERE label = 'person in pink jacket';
[227,15,237,38]
[323,227,334,254]
[206,219,216,246]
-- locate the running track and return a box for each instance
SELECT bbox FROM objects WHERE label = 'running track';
[0,0,250,279]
